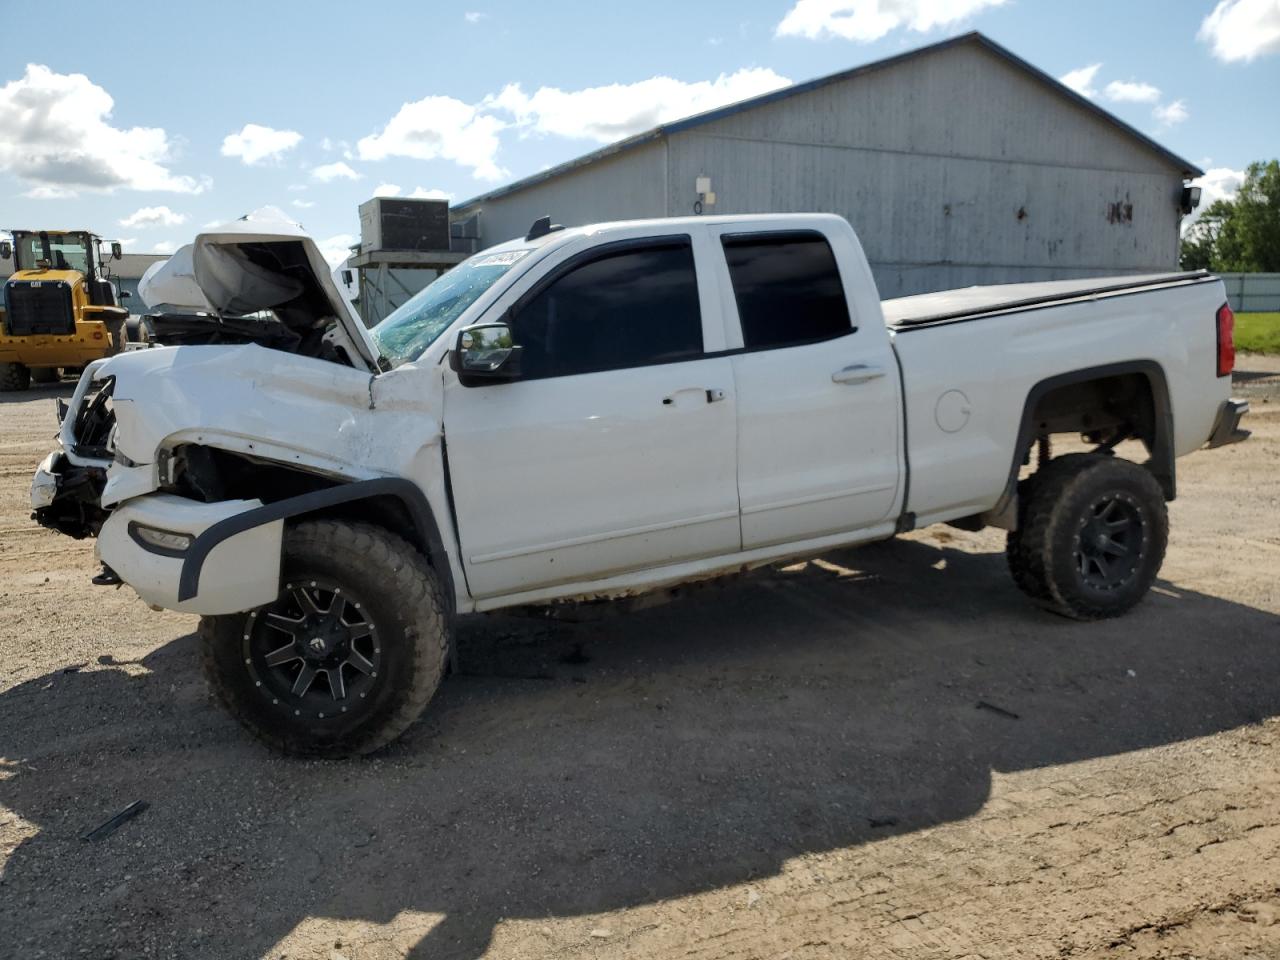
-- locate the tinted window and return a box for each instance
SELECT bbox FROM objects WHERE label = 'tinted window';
[723,234,852,349]
[510,241,703,379]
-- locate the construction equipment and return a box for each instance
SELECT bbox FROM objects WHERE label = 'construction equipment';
[0,230,131,390]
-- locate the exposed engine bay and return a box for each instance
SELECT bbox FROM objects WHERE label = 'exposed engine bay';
[134,210,378,369]
[32,211,384,540]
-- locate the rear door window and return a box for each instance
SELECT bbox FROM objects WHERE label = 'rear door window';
[722,233,852,350]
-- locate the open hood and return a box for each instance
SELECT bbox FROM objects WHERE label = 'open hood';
[137,244,211,311]
[147,208,379,370]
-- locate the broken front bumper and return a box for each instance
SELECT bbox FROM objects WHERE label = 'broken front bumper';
[33,453,283,615]
[95,494,283,615]
[30,450,109,539]
[1207,399,1250,448]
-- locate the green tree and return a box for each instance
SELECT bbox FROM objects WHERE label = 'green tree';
[1181,160,1280,272]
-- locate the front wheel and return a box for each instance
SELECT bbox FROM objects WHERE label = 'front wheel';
[1011,454,1167,620]
[0,361,30,392]
[29,367,60,384]
[200,520,450,757]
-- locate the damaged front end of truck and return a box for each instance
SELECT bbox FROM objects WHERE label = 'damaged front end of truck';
[28,211,405,612]
[31,375,117,540]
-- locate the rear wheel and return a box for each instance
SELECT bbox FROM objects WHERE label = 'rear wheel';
[0,362,30,392]
[1006,454,1095,602]
[1010,454,1167,620]
[1008,455,1172,624]
[200,520,450,757]
[29,367,60,384]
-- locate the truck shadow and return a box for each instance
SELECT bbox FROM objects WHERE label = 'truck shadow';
[1,535,1277,958]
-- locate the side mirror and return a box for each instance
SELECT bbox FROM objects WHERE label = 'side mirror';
[111,242,123,260]
[450,322,521,386]
[0,241,10,261]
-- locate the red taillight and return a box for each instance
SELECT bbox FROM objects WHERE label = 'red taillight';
[1217,302,1235,377]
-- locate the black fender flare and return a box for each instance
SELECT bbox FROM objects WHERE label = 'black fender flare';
[177,477,455,610]
[993,360,1175,521]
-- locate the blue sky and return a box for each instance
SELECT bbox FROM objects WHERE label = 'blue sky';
[2,0,1277,263]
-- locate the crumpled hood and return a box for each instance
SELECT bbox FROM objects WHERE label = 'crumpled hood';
[136,208,379,370]
[98,344,379,474]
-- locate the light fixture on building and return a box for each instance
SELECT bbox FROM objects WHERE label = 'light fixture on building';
[1179,185,1202,215]
[694,176,716,215]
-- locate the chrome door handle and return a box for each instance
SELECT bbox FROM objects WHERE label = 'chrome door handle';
[832,363,886,385]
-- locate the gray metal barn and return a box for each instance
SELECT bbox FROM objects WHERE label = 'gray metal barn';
[452,32,1202,298]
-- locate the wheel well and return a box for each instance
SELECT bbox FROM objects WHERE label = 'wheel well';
[975,362,1174,532]
[300,494,428,558]
[166,444,453,608]
[1020,363,1174,501]
[1030,372,1157,453]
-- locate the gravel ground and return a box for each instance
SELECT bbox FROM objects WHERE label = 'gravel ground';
[1,360,1279,960]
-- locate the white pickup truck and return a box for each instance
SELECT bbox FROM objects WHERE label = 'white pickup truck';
[31,212,1248,756]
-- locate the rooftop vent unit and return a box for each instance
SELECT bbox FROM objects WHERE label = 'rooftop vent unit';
[358,197,450,254]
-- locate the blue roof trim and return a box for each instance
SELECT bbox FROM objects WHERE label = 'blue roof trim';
[454,32,1201,212]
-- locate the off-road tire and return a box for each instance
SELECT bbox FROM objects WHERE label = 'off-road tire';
[1005,454,1097,602]
[1012,453,1167,620]
[29,367,60,384]
[0,361,30,392]
[200,520,450,757]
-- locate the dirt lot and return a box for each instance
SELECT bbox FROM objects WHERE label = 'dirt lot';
[2,361,1280,960]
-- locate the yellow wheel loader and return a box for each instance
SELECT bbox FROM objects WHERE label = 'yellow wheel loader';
[0,230,132,391]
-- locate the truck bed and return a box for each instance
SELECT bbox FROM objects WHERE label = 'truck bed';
[883,272,1217,330]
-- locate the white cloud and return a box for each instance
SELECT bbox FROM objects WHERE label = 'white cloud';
[1153,99,1189,126]
[358,95,509,181]
[1103,79,1161,103]
[1199,0,1280,62]
[0,63,207,194]
[290,198,316,209]
[220,123,302,165]
[464,11,488,22]
[24,184,77,199]
[1193,166,1246,207]
[112,236,137,249]
[119,205,187,228]
[318,233,358,266]
[312,161,361,182]
[373,182,402,197]
[775,0,1007,42]
[150,240,176,255]
[1058,62,1102,98]
[359,67,792,180]
[409,186,453,200]
[490,67,792,144]
[1182,166,1247,232]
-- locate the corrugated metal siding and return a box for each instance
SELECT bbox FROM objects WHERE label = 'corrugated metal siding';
[668,42,1185,297]
[668,136,1182,296]
[683,43,1182,174]
[461,42,1187,296]
[461,141,668,247]
[1218,273,1280,313]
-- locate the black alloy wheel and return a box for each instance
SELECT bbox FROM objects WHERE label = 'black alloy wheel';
[200,520,450,757]
[243,580,383,719]
[1072,492,1145,592]
[1006,453,1167,620]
